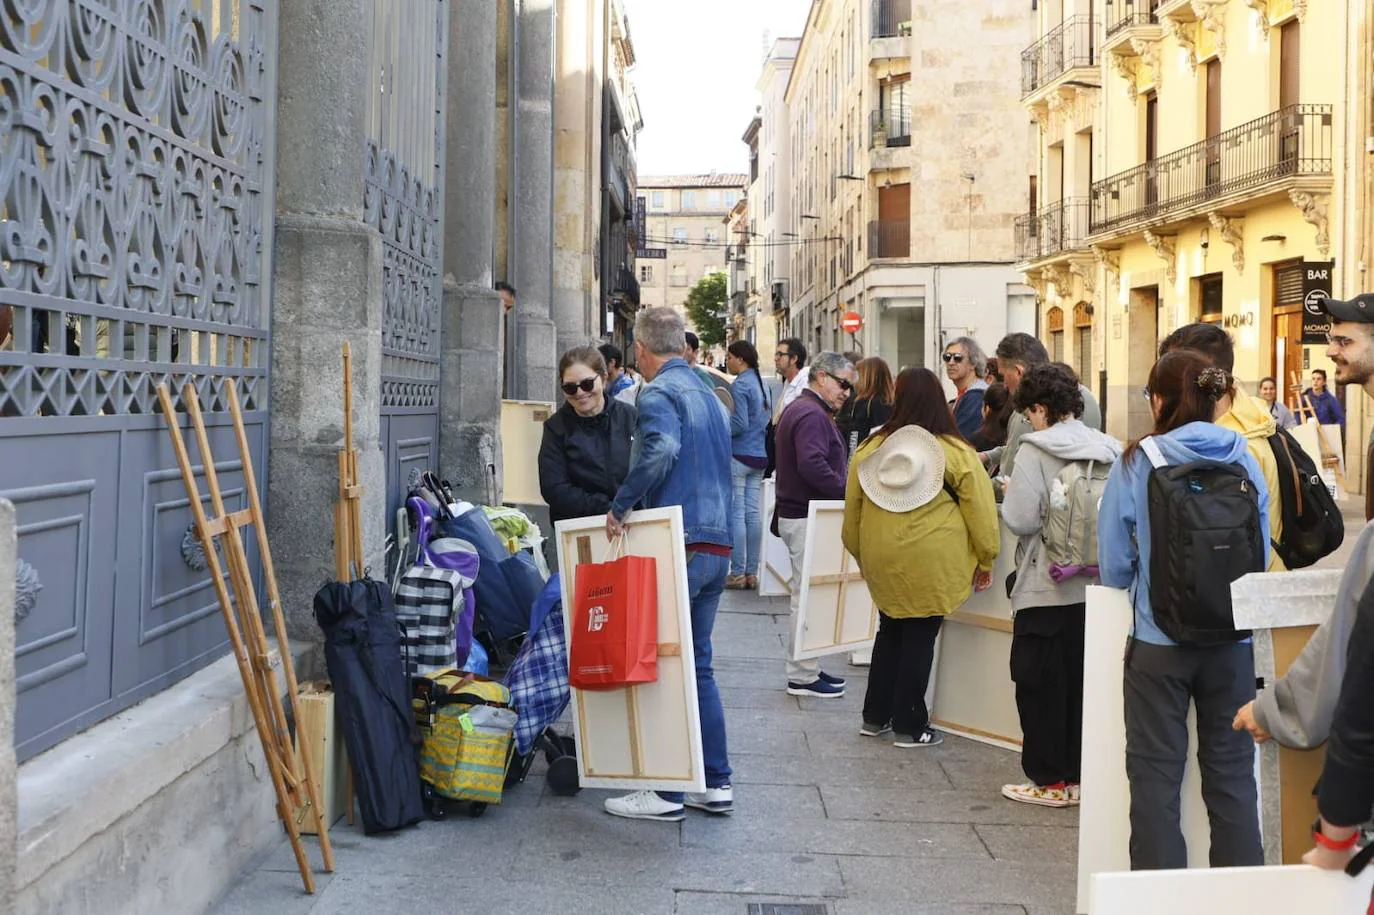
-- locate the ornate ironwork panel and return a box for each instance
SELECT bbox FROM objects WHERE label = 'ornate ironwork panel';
[365,0,447,522]
[0,0,276,760]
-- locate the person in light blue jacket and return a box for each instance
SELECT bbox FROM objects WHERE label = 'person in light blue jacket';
[1097,348,1269,872]
[725,340,769,589]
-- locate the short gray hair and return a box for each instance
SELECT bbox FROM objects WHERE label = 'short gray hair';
[944,336,987,377]
[634,306,687,357]
[808,351,853,385]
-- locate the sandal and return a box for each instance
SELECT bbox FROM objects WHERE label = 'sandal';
[725,575,748,590]
[745,575,758,590]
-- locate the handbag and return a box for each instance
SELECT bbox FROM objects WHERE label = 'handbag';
[414,670,516,805]
[568,535,658,689]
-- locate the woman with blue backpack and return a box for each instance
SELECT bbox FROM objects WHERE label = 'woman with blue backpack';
[1098,348,1269,870]
[999,364,1121,808]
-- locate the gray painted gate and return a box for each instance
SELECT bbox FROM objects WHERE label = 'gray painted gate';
[366,0,448,526]
[0,0,278,760]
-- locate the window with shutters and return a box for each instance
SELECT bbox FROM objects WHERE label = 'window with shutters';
[1048,306,1065,362]
[1074,303,1093,387]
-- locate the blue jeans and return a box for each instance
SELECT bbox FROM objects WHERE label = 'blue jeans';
[659,550,732,800]
[729,460,764,577]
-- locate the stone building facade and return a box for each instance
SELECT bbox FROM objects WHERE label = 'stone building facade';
[637,175,747,318]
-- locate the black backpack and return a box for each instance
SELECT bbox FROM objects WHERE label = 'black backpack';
[1267,427,1344,568]
[1140,438,1266,645]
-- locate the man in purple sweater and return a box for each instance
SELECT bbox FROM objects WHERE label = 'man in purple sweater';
[773,351,856,697]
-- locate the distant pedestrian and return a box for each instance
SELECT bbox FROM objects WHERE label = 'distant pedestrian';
[599,343,639,404]
[1258,376,1298,430]
[773,338,811,417]
[1302,369,1345,433]
[603,307,734,822]
[495,281,516,314]
[725,340,769,590]
[843,367,999,748]
[684,331,716,389]
[1000,364,1120,807]
[968,383,1013,454]
[836,357,895,455]
[538,345,637,524]
[944,336,989,440]
[773,351,855,698]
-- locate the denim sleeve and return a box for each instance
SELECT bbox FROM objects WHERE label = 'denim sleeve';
[729,377,752,437]
[1097,457,1138,589]
[610,386,682,520]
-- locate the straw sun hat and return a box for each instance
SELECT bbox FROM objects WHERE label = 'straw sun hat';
[857,425,947,513]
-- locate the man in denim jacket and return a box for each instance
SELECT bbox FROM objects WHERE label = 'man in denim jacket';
[603,306,735,822]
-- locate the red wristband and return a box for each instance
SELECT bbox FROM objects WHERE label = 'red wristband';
[1312,822,1359,851]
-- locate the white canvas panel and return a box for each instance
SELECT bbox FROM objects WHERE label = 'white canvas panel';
[791,500,877,661]
[757,477,792,596]
[1090,865,1373,915]
[501,399,554,505]
[930,616,1021,748]
[554,507,705,793]
[1078,586,1264,913]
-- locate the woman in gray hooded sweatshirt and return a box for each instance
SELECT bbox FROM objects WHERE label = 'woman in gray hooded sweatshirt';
[999,364,1122,808]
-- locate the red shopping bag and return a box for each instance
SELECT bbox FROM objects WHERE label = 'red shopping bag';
[569,550,659,690]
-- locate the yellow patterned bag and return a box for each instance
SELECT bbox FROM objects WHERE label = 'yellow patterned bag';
[414,671,516,805]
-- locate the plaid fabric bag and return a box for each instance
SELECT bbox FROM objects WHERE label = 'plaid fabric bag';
[395,566,464,678]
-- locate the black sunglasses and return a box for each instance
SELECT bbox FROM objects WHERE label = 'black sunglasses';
[820,372,853,392]
[562,377,598,396]
[941,352,965,363]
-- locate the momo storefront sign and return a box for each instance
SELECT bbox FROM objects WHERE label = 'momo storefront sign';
[1301,261,1335,344]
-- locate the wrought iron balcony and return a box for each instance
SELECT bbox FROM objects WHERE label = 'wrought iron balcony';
[1022,16,1096,98]
[1089,105,1333,236]
[871,0,912,38]
[1105,0,1160,37]
[613,265,640,307]
[870,108,911,148]
[868,219,910,259]
[1015,198,1091,264]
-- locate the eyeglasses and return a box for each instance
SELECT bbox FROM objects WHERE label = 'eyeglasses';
[1326,333,1357,349]
[774,351,793,360]
[820,372,853,393]
[561,378,598,396]
[941,352,965,363]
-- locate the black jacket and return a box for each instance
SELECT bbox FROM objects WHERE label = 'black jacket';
[835,397,892,455]
[1318,573,1374,826]
[537,398,637,524]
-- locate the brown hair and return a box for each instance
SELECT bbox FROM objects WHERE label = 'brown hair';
[559,344,607,380]
[1123,349,1232,464]
[875,367,964,441]
[853,357,895,405]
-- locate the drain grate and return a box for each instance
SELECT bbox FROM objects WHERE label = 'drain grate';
[745,905,830,915]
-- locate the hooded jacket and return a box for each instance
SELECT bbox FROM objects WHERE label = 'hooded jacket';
[841,432,1000,618]
[1253,521,1374,749]
[1001,419,1123,613]
[1098,421,1271,646]
[1217,390,1286,571]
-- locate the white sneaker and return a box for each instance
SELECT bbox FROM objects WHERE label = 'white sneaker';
[604,790,685,822]
[684,785,733,815]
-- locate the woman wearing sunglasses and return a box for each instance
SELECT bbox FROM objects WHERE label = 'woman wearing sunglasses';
[538,345,637,524]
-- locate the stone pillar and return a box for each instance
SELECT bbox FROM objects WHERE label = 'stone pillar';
[0,499,15,915]
[441,0,505,505]
[269,0,387,636]
[512,0,560,402]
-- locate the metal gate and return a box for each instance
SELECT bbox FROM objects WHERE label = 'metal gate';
[365,0,448,525]
[0,0,278,760]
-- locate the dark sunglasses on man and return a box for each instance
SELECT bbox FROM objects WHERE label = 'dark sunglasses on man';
[561,377,597,396]
[941,352,966,363]
[819,371,853,392]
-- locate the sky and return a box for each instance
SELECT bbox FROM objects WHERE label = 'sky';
[623,0,813,177]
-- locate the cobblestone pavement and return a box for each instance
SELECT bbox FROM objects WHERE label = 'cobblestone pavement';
[213,588,1079,915]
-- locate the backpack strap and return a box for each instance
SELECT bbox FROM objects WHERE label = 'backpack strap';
[1139,436,1168,470]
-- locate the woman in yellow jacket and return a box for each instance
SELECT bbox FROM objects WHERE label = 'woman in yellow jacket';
[842,368,1000,748]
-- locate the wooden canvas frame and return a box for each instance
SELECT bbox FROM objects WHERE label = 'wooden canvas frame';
[554,507,705,793]
[500,399,554,506]
[757,477,792,597]
[790,500,877,661]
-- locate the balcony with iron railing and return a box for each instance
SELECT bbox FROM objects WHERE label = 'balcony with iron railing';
[1102,0,1162,51]
[606,132,632,211]
[1021,16,1097,100]
[1014,198,1091,265]
[871,0,913,38]
[868,219,911,260]
[1088,105,1333,237]
[870,108,911,149]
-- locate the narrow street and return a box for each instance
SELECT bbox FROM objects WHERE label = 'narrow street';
[213,588,1077,915]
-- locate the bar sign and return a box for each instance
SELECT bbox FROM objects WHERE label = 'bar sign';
[1301,261,1335,344]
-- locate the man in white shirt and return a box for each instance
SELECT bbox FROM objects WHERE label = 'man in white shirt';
[774,338,811,419]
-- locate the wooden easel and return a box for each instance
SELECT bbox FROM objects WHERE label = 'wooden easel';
[335,342,364,581]
[1289,370,1348,491]
[156,381,335,894]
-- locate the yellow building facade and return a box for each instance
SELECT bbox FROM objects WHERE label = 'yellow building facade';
[1022,0,1364,451]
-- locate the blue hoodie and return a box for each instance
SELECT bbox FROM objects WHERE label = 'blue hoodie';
[1097,421,1271,646]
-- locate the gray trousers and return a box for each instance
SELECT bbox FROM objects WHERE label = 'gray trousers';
[1123,639,1263,870]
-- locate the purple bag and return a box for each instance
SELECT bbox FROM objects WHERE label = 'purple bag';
[403,498,480,668]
